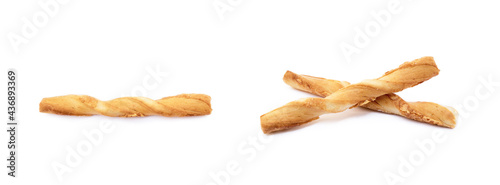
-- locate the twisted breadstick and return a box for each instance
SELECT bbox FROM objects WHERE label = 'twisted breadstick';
[40,94,212,117]
[283,71,457,129]
[261,56,440,134]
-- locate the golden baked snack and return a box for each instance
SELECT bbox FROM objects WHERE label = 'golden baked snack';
[283,71,457,129]
[40,94,212,117]
[261,56,440,134]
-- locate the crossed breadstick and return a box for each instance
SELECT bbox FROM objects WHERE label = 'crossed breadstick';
[283,71,457,128]
[40,94,212,117]
[261,56,453,134]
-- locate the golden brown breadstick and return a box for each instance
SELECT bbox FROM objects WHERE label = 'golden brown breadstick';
[283,71,457,128]
[261,56,439,134]
[40,94,212,117]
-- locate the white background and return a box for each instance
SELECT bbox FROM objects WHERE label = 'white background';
[1,0,500,185]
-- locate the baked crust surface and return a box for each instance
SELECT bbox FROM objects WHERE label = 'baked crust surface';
[40,94,212,117]
[261,57,444,134]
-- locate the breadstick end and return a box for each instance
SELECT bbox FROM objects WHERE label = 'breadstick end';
[39,95,96,116]
[261,114,319,134]
[443,106,458,128]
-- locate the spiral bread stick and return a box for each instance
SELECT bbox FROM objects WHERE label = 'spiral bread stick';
[40,94,212,117]
[261,56,440,134]
[283,71,457,129]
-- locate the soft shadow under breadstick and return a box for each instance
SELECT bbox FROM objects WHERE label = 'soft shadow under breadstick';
[283,71,457,129]
[40,94,212,117]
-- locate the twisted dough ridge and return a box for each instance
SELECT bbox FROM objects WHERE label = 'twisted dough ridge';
[261,56,440,134]
[40,94,212,117]
[283,71,457,129]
